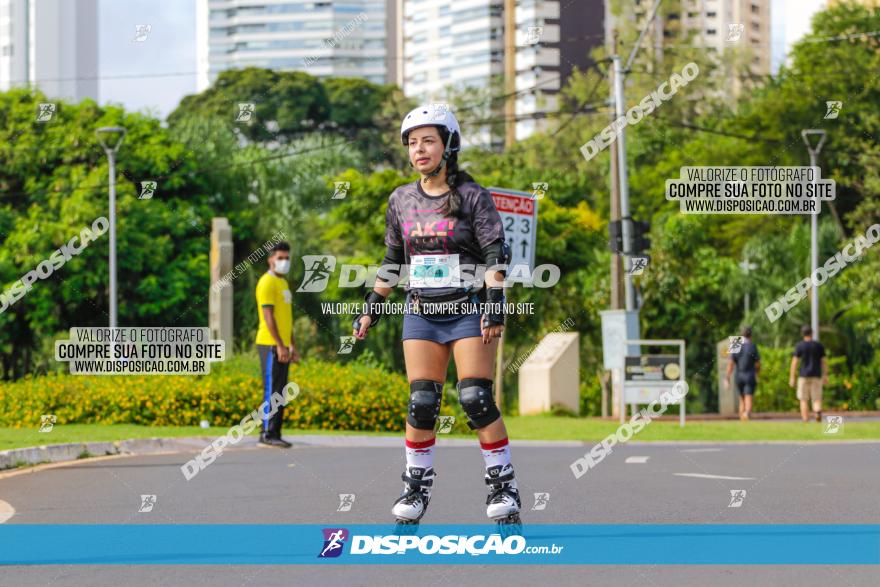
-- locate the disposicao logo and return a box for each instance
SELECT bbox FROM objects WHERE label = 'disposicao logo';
[318,528,349,558]
[317,528,535,558]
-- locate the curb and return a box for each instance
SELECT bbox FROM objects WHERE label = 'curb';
[0,436,216,471]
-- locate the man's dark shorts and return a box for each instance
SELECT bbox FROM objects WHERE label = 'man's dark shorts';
[735,374,756,396]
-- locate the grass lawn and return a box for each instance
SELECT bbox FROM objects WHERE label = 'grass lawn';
[1,416,878,451]
[504,415,880,442]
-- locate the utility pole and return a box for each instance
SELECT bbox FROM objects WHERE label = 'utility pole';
[612,53,635,311]
[605,2,663,420]
[610,33,623,312]
[504,0,516,148]
[605,34,624,419]
[611,0,663,312]
[496,0,517,409]
[802,129,827,341]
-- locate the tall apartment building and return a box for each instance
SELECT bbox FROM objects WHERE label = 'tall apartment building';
[399,0,604,144]
[687,0,771,74]
[197,0,389,92]
[515,0,605,140]
[0,0,98,101]
[633,0,772,76]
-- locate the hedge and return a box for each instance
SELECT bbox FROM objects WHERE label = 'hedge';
[2,349,875,430]
[0,354,471,433]
[749,347,879,412]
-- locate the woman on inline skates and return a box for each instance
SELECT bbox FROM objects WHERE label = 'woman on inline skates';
[353,105,521,528]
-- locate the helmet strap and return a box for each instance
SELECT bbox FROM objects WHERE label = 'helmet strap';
[424,131,456,180]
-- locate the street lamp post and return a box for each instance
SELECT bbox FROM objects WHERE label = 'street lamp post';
[96,126,127,329]
[801,129,827,341]
[610,0,664,313]
[739,255,757,317]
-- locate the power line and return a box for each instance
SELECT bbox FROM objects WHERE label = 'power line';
[455,59,606,116]
[0,137,356,201]
[655,119,785,144]
[4,25,876,86]
[626,28,880,52]
[552,68,609,137]
[1,70,202,84]
[800,29,880,44]
[0,32,605,86]
[459,104,608,127]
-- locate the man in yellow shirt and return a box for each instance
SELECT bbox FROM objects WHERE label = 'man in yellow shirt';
[255,241,299,448]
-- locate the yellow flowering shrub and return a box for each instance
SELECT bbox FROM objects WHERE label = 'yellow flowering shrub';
[0,358,469,433]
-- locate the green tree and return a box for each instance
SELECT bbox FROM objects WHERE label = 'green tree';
[0,89,256,378]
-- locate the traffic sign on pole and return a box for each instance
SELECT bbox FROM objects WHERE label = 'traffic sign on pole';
[489,187,538,284]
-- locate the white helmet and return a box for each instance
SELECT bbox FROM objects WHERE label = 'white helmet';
[400,104,461,150]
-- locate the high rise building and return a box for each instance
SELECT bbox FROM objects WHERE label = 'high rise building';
[633,0,772,76]
[0,0,98,101]
[399,0,604,144]
[515,0,605,140]
[197,0,389,92]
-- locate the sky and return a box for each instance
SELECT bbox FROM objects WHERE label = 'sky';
[99,0,197,120]
[773,0,829,72]
[98,0,829,120]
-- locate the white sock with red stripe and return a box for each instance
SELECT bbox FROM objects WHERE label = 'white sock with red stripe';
[480,437,512,472]
[405,437,436,470]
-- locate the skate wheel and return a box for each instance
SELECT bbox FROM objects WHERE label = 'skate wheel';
[494,513,523,537]
[394,519,420,535]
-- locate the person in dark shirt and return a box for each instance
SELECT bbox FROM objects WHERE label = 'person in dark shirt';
[790,325,828,422]
[725,326,761,421]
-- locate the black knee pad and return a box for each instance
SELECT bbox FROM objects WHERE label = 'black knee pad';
[407,380,443,430]
[457,377,501,430]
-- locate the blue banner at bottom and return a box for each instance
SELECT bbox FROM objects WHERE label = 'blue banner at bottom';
[1,524,879,565]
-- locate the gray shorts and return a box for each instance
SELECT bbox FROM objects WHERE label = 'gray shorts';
[401,292,483,344]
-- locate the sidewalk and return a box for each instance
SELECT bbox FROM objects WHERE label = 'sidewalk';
[0,437,213,473]
[603,411,880,422]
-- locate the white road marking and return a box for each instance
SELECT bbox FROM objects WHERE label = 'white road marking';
[680,448,723,453]
[0,499,15,524]
[625,456,650,464]
[674,473,756,481]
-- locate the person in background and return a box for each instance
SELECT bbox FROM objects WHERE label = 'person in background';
[790,325,828,423]
[726,326,761,421]
[255,241,300,447]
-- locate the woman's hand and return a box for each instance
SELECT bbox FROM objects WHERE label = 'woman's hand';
[353,315,372,340]
[481,322,503,344]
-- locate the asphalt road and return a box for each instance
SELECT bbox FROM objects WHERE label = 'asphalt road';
[2,436,879,586]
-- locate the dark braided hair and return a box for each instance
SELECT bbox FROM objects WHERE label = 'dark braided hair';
[436,126,473,219]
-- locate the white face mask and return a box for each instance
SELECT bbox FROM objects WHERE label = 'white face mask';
[273,259,290,275]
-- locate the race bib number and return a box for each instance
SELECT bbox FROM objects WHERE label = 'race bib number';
[409,254,461,288]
